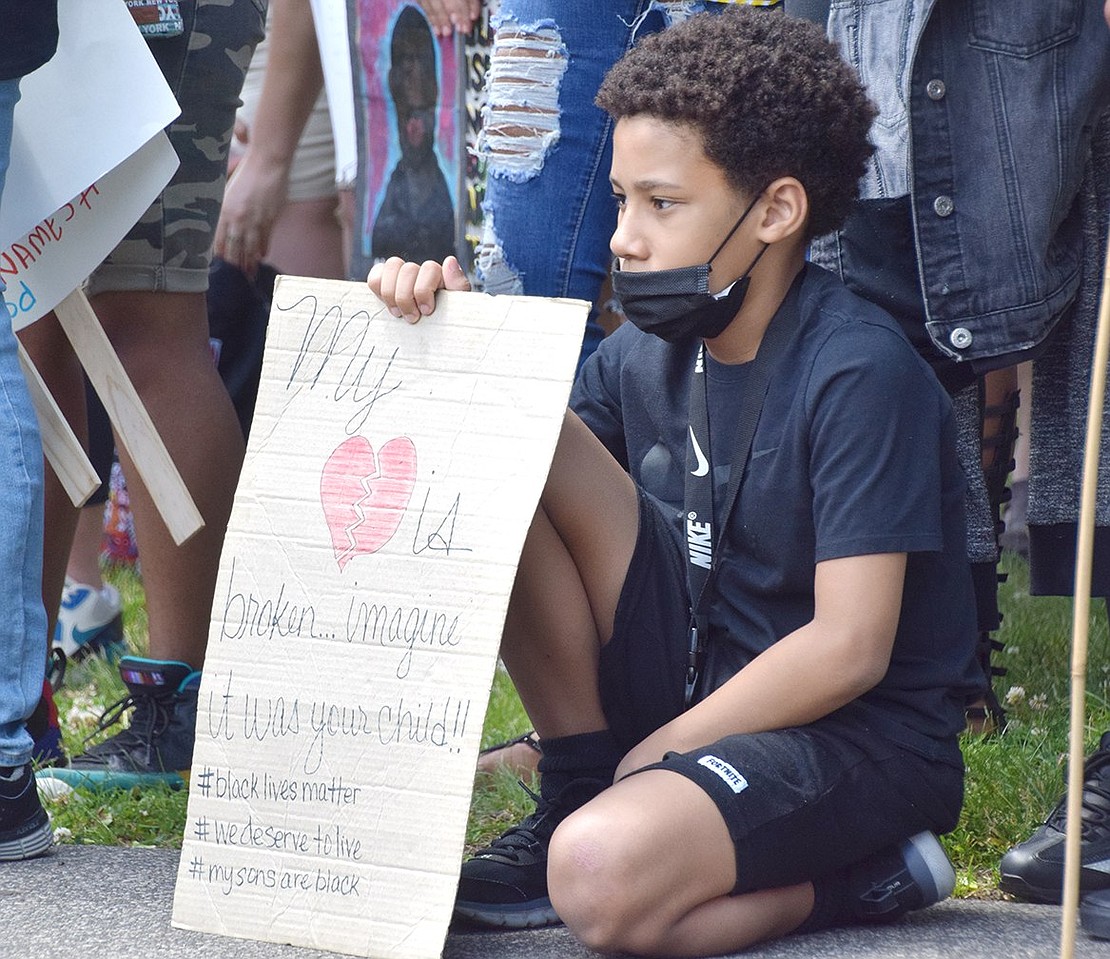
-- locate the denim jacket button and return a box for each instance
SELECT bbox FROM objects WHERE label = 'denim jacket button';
[933,195,954,217]
[949,327,973,350]
[926,79,946,100]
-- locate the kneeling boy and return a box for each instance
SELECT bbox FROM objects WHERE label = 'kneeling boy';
[369,9,979,955]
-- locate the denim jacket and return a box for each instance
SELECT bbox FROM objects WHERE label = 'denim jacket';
[815,0,1110,367]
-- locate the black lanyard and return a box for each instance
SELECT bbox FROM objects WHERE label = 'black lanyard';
[682,284,801,707]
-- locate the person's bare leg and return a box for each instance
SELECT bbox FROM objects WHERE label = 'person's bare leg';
[90,289,245,669]
[1012,361,1032,482]
[17,313,86,643]
[475,730,541,777]
[549,769,813,956]
[66,507,107,588]
[264,195,345,280]
[980,365,1019,474]
[499,410,639,738]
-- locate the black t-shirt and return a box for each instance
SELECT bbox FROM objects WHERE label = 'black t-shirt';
[572,263,980,764]
[1,1,60,81]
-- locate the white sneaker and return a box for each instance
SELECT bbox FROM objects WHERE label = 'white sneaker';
[54,578,125,661]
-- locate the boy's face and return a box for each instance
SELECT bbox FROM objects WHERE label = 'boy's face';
[609,116,759,294]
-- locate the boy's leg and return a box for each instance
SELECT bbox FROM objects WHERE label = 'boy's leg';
[549,728,961,956]
[549,769,813,956]
[455,410,641,927]
[499,409,639,738]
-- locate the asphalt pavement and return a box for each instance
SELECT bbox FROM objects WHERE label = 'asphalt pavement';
[1,845,1106,959]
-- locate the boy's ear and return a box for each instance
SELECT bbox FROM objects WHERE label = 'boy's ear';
[755,177,808,244]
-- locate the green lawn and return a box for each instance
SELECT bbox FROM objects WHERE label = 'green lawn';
[44,552,1110,899]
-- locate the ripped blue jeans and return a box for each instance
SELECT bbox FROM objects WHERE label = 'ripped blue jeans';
[475,0,744,367]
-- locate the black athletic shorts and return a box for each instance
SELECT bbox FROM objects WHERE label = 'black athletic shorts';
[598,488,964,897]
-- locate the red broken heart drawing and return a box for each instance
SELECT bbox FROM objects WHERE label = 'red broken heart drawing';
[320,436,417,570]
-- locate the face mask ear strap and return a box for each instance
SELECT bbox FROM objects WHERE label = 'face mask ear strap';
[741,240,770,279]
[707,188,765,268]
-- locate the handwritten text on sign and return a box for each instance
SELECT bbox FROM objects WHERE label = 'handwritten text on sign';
[4,134,178,329]
[172,278,586,958]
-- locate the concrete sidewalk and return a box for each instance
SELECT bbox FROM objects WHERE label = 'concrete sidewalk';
[0,845,1105,959]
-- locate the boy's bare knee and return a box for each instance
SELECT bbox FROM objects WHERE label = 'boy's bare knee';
[549,820,627,951]
[549,811,661,953]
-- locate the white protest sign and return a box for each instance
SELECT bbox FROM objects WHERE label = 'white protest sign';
[0,0,180,247]
[4,133,179,330]
[309,0,357,184]
[172,277,586,958]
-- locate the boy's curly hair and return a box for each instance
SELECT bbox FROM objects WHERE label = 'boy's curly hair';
[595,9,876,239]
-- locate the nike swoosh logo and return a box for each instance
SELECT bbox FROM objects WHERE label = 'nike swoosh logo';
[55,623,115,654]
[689,426,709,477]
[60,587,91,611]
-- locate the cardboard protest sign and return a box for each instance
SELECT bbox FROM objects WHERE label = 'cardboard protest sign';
[172,277,586,958]
[0,0,180,247]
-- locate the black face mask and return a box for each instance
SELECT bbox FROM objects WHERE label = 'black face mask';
[610,193,767,343]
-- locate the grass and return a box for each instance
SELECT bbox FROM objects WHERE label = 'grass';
[947,553,1110,896]
[44,552,1110,899]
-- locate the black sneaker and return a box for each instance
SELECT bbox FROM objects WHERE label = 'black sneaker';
[37,656,199,791]
[454,778,607,928]
[0,764,53,860]
[999,732,1110,904]
[853,832,956,922]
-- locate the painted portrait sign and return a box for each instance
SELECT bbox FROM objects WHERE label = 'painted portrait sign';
[350,2,460,278]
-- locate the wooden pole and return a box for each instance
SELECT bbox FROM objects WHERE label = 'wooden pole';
[1061,229,1110,958]
[52,288,203,545]
[16,340,98,506]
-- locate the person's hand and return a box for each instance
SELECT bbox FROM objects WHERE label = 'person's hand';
[367,255,471,322]
[1105,0,1109,28]
[415,0,480,38]
[213,144,291,278]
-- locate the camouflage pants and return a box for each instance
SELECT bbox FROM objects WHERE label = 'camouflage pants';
[87,0,266,295]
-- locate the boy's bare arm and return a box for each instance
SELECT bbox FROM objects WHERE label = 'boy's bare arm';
[614,551,907,780]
